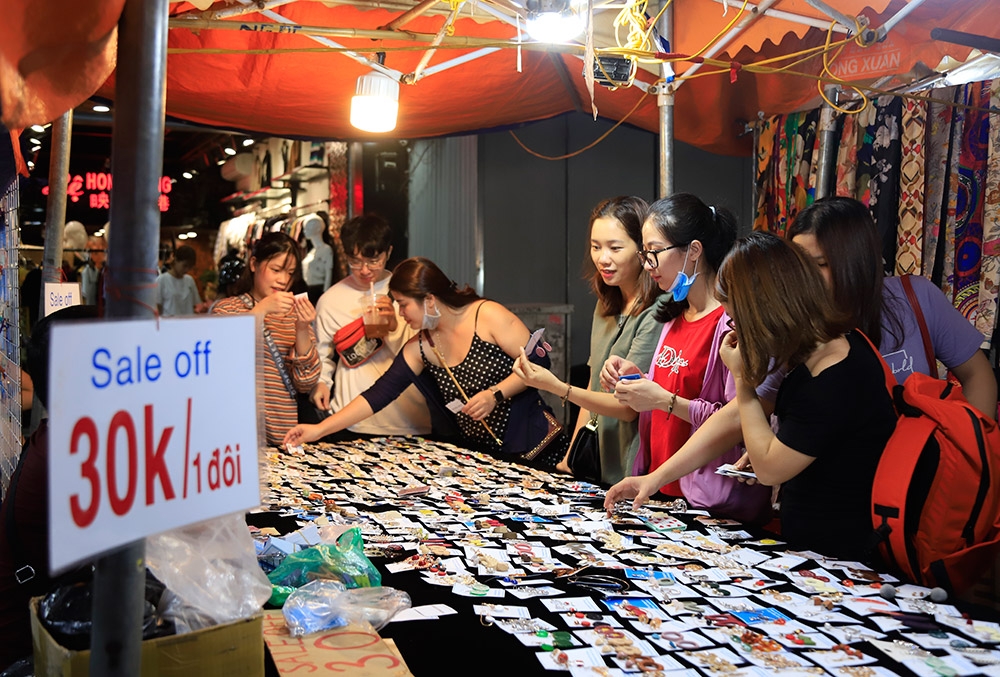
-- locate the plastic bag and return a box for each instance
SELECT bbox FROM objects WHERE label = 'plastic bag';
[146,512,272,634]
[282,581,411,636]
[38,573,171,650]
[267,527,381,606]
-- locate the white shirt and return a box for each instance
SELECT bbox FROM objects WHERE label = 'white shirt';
[315,276,431,435]
[155,272,201,317]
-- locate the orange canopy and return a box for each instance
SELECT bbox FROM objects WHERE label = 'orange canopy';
[3,0,998,155]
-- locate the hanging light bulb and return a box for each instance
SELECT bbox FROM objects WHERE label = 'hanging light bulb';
[350,71,400,134]
[525,0,584,43]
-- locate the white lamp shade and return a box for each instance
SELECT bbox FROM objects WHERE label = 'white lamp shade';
[350,72,400,133]
[525,10,584,43]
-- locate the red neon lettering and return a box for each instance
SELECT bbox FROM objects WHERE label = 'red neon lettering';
[89,194,100,209]
[96,192,110,209]
[159,176,173,194]
[69,417,101,528]
[158,194,170,212]
[107,410,138,516]
[86,172,98,191]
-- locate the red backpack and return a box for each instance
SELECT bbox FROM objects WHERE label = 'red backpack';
[869,369,1000,592]
[861,276,1000,593]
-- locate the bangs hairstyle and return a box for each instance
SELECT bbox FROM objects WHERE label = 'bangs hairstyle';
[787,196,902,350]
[389,257,480,308]
[341,213,392,258]
[585,196,661,317]
[717,232,851,386]
[232,231,302,296]
[646,193,738,323]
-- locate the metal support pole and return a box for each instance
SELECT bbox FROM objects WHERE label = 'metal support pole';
[814,86,839,200]
[90,0,168,673]
[39,111,72,320]
[657,0,673,198]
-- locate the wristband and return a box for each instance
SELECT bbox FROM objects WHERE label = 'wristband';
[561,384,572,407]
[666,391,678,418]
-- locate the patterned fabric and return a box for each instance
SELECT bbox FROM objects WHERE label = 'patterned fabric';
[979,79,1000,345]
[854,103,878,207]
[791,109,819,217]
[952,82,991,324]
[774,115,796,236]
[940,87,968,299]
[896,99,926,276]
[869,96,902,274]
[753,115,779,232]
[922,89,955,280]
[836,112,858,198]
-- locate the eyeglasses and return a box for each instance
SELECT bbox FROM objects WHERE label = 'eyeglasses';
[636,244,682,268]
[347,253,387,270]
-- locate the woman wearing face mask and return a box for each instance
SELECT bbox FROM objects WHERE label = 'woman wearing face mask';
[603,194,771,521]
[513,196,663,483]
[212,232,321,446]
[284,257,569,466]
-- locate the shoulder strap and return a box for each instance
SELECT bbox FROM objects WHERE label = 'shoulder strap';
[900,275,937,374]
[473,300,488,332]
[856,329,897,398]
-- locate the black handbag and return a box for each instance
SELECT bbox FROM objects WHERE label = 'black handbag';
[567,413,601,483]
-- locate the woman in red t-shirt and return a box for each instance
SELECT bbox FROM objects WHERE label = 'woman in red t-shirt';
[603,194,770,521]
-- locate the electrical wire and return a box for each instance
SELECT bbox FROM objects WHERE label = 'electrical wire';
[509,88,652,160]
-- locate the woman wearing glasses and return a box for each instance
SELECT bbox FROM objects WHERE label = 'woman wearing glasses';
[513,196,662,484]
[286,257,568,467]
[311,214,431,439]
[605,193,771,522]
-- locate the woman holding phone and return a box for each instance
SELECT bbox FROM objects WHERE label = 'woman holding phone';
[513,196,662,483]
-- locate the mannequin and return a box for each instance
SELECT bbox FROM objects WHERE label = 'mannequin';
[300,214,333,292]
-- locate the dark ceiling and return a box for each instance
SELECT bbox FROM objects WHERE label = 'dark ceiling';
[18,99,244,245]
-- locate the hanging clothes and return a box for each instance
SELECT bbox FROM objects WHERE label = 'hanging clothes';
[896,99,927,277]
[869,96,903,275]
[940,87,968,299]
[854,103,878,207]
[835,111,858,198]
[979,79,1000,346]
[753,115,779,232]
[922,87,957,280]
[952,81,991,325]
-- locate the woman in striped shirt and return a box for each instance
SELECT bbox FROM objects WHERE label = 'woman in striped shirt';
[212,232,320,445]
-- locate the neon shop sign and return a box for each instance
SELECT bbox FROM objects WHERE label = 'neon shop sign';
[43,173,175,212]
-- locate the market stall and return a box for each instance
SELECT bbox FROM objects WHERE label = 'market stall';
[253,436,1000,675]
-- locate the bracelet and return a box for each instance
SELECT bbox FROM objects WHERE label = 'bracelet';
[666,391,678,418]
[561,383,572,407]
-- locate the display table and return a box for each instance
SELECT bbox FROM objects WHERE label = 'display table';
[256,437,1000,676]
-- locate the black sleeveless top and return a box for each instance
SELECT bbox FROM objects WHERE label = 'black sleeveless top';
[420,302,512,450]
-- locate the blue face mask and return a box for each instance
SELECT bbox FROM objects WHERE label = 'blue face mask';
[665,247,699,302]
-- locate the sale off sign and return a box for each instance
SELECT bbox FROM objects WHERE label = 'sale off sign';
[48,316,260,573]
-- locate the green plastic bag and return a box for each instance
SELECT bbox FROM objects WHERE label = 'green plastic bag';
[266,528,381,607]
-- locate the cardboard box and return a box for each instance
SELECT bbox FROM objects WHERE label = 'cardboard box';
[262,610,413,676]
[31,598,264,677]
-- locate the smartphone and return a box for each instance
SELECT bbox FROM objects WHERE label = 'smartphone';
[618,373,643,381]
[524,328,546,356]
